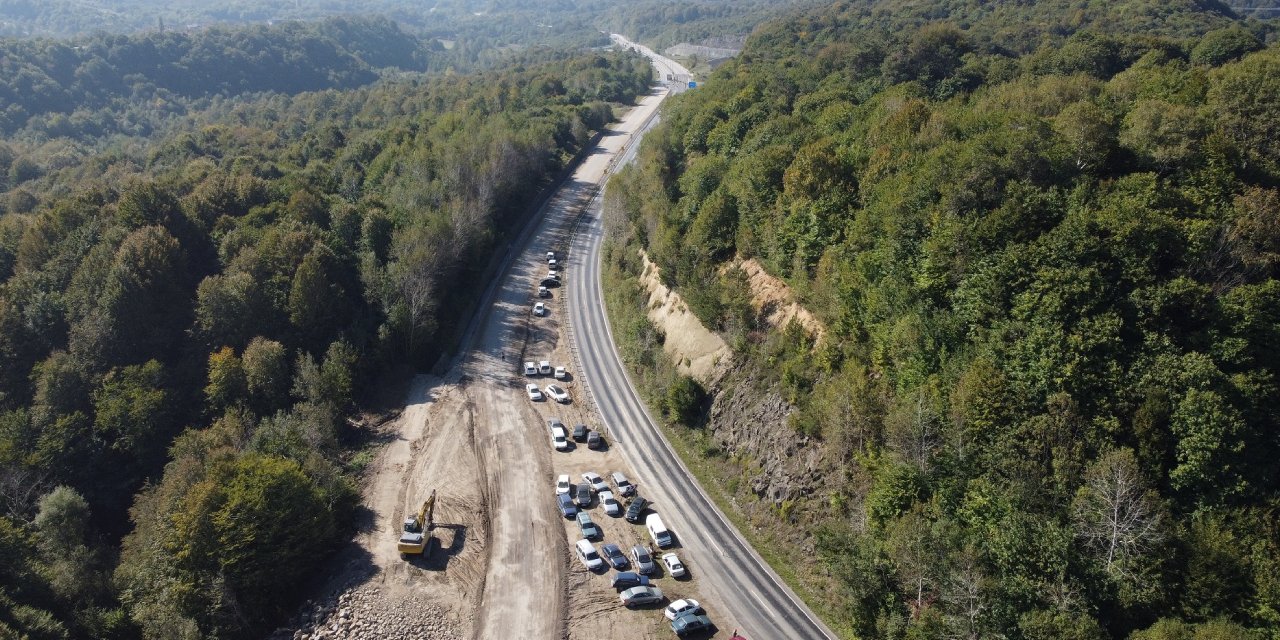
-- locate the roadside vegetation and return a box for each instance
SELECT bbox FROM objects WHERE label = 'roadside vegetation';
[0,16,652,635]
[606,1,1280,638]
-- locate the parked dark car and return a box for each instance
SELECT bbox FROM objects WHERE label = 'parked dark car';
[671,611,714,637]
[572,424,589,442]
[610,571,651,590]
[587,430,604,449]
[601,543,629,570]
[625,496,650,523]
[575,483,593,507]
[577,512,601,540]
[556,492,577,518]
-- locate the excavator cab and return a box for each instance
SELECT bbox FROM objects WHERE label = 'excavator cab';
[403,515,423,534]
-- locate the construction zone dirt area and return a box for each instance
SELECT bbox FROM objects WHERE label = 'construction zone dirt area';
[273,89,728,640]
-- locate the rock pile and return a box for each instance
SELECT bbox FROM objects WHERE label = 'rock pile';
[270,585,462,640]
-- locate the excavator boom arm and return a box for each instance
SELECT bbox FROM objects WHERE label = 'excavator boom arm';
[423,489,436,531]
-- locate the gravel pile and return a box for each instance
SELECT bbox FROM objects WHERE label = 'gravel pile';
[270,585,463,640]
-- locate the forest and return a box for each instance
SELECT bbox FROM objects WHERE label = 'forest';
[0,0,809,45]
[607,0,1280,638]
[0,14,653,636]
[0,16,432,138]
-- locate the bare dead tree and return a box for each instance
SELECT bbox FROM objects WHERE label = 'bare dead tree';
[1071,448,1163,581]
[941,547,987,640]
[0,464,52,522]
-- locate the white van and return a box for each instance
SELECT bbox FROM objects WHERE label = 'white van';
[551,426,569,451]
[645,513,673,548]
[610,471,634,497]
[575,539,603,570]
[523,361,537,376]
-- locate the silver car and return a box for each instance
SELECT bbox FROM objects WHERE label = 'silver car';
[619,585,664,607]
[631,544,655,575]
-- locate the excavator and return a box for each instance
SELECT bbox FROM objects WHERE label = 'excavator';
[398,490,436,557]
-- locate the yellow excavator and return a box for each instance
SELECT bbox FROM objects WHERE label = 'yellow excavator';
[398,490,436,557]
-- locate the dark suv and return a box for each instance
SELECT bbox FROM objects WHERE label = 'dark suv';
[624,496,650,523]
[557,492,577,518]
[575,483,593,507]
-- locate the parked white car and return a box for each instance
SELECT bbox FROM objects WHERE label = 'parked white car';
[664,598,702,621]
[599,490,621,516]
[538,360,552,375]
[525,383,544,401]
[556,474,571,494]
[582,472,608,493]
[545,384,570,403]
[523,361,537,375]
[554,366,567,380]
[661,552,687,578]
[551,426,569,451]
[533,302,547,316]
[576,539,604,571]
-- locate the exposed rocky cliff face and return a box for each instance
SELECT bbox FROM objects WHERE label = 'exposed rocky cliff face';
[702,364,828,514]
[634,249,832,524]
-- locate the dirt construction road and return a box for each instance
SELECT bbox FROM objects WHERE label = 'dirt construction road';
[288,85,734,640]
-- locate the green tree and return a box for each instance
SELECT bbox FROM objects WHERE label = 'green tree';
[148,453,341,631]
[194,271,266,351]
[1169,389,1247,506]
[288,245,348,351]
[204,347,246,413]
[93,360,173,474]
[1130,618,1260,640]
[1190,28,1263,67]
[1208,50,1280,179]
[95,226,188,367]
[1055,101,1117,173]
[33,486,88,557]
[241,337,289,416]
[664,375,706,426]
[1120,100,1206,170]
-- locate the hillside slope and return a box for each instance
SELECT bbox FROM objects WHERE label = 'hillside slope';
[606,1,1280,638]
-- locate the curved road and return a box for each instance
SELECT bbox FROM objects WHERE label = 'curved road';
[566,39,839,640]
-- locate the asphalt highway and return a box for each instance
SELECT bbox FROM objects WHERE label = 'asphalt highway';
[565,37,840,640]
